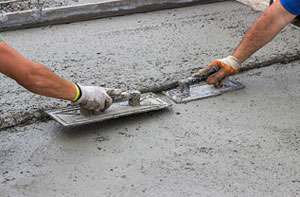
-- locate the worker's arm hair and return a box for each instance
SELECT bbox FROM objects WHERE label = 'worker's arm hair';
[233,1,296,63]
[0,41,76,101]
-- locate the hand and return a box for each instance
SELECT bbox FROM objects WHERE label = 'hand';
[192,56,241,88]
[73,84,122,112]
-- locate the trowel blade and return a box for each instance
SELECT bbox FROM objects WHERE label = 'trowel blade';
[163,80,245,103]
[46,93,172,127]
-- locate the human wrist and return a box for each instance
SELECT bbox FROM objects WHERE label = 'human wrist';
[228,55,241,70]
[72,83,82,102]
[219,56,241,71]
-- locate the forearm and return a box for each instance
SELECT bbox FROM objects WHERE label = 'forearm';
[0,42,77,101]
[20,61,77,101]
[233,1,296,63]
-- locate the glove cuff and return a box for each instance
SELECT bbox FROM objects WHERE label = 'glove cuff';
[227,56,241,71]
[219,56,241,71]
[72,84,84,104]
[72,83,81,102]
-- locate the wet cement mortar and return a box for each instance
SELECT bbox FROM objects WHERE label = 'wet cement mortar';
[1,59,300,196]
[0,1,299,129]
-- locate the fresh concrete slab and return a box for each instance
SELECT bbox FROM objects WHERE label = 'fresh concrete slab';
[0,1,299,129]
[1,59,300,196]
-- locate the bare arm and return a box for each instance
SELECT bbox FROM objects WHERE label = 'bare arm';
[0,41,77,101]
[233,0,296,63]
[193,1,297,87]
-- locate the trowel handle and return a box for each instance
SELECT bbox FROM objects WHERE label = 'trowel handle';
[111,92,131,103]
[111,90,141,106]
[180,72,216,86]
[80,93,131,116]
[185,76,208,85]
[80,91,140,116]
[178,71,218,94]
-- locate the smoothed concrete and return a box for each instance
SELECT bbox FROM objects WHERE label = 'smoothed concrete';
[0,1,299,129]
[1,60,300,196]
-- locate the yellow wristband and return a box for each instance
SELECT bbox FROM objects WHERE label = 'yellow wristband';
[72,83,80,102]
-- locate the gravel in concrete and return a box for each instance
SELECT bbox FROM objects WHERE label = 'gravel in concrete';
[0,0,110,13]
[237,0,269,11]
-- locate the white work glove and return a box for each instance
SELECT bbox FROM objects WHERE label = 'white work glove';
[193,56,241,88]
[72,84,122,112]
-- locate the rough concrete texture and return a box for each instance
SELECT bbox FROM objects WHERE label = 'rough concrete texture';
[0,0,226,31]
[0,0,115,13]
[237,0,269,11]
[1,59,300,196]
[0,0,68,13]
[0,0,128,13]
[0,1,299,130]
[0,0,268,13]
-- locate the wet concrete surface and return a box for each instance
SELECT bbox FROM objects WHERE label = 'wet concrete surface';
[0,1,300,129]
[1,60,300,196]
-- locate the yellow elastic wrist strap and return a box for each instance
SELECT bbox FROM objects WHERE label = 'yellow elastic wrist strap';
[72,83,80,102]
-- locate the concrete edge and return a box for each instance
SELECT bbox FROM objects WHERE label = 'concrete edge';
[0,0,227,32]
[1,52,300,131]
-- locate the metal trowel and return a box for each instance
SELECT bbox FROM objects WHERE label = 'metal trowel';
[46,91,171,127]
[163,73,245,103]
